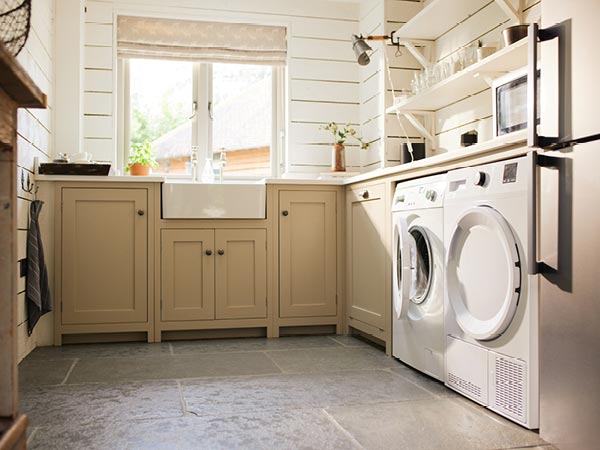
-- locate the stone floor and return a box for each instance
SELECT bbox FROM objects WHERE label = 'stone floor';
[19,335,555,450]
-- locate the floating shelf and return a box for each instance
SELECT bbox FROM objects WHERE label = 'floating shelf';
[386,38,528,115]
[394,0,491,41]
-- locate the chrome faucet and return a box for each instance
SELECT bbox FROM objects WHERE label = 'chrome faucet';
[190,145,199,182]
[218,149,227,182]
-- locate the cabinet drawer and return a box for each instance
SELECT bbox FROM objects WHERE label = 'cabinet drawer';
[348,183,385,204]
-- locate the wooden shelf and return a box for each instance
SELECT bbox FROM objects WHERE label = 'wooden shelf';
[394,0,491,41]
[0,43,46,108]
[386,39,527,115]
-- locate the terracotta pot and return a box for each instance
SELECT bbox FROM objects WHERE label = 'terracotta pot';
[331,144,346,172]
[129,163,151,176]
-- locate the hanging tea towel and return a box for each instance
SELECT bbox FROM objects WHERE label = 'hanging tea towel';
[26,200,52,335]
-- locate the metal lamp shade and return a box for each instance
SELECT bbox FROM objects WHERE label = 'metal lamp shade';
[352,34,372,66]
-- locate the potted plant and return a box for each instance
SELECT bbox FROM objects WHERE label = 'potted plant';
[320,122,369,172]
[127,142,158,176]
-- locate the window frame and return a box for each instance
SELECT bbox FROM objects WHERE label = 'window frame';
[119,58,283,179]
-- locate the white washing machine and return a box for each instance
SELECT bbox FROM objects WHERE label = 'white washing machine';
[392,173,446,381]
[443,155,539,429]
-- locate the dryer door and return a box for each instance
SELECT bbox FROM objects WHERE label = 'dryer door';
[446,206,521,341]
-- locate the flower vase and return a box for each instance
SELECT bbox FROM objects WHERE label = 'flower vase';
[331,144,346,172]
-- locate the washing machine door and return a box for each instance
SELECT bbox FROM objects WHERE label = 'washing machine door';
[392,214,417,319]
[446,206,521,341]
[407,225,433,306]
[393,215,434,319]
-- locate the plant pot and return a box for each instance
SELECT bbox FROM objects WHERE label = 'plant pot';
[129,163,151,176]
[331,144,346,172]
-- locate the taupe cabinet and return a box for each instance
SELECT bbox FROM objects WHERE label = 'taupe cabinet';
[279,190,337,318]
[346,183,389,343]
[161,229,267,321]
[61,188,148,325]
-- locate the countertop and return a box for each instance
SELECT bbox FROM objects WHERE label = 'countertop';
[34,131,528,187]
[35,175,168,183]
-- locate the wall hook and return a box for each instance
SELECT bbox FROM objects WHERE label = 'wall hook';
[21,171,38,200]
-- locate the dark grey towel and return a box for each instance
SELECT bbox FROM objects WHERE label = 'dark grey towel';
[26,200,52,335]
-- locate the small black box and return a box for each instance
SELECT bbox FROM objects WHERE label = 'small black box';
[400,143,425,164]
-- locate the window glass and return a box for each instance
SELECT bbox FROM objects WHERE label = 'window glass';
[212,63,272,177]
[129,59,193,174]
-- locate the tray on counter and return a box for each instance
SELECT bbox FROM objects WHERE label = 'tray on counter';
[38,163,111,176]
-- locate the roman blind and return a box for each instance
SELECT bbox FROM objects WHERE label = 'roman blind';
[116,16,287,65]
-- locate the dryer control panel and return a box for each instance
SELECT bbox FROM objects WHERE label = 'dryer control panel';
[445,155,530,205]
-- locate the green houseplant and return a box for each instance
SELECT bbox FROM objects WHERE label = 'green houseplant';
[127,142,159,176]
[320,122,369,172]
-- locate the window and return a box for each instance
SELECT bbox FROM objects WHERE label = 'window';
[212,63,273,177]
[117,16,287,179]
[123,59,281,178]
[128,59,193,175]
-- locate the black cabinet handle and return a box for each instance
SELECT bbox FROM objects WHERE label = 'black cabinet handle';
[137,209,145,216]
[217,249,225,255]
[205,250,212,256]
[282,210,289,216]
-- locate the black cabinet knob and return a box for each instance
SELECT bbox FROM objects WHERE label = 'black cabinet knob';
[205,250,212,256]
[217,249,225,255]
[137,209,145,216]
[282,210,289,216]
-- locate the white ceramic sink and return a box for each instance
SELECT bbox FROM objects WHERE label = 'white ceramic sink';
[162,180,266,219]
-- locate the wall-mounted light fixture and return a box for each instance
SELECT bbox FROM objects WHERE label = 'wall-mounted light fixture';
[351,31,429,69]
[351,31,401,66]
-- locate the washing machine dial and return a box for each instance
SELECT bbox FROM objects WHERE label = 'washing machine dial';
[473,171,487,187]
[425,190,437,201]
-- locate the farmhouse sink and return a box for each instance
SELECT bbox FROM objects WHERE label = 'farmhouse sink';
[162,180,266,219]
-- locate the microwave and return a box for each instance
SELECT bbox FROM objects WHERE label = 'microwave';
[492,67,539,137]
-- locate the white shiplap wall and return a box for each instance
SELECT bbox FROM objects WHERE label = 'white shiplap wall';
[383,0,424,165]
[357,0,422,171]
[81,0,363,174]
[16,0,55,361]
[358,0,385,170]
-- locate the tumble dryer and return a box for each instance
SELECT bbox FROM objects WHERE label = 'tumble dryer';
[443,155,538,429]
[392,174,446,381]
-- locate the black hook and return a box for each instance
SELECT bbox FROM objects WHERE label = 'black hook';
[21,171,38,200]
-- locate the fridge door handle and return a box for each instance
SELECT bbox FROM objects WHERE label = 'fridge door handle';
[528,152,563,275]
[528,23,561,149]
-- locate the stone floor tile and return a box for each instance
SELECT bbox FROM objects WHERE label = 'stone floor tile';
[170,335,342,355]
[18,358,77,389]
[265,346,398,373]
[388,365,458,398]
[327,398,545,450]
[28,410,363,450]
[20,380,183,427]
[26,342,171,360]
[182,369,433,416]
[66,352,281,384]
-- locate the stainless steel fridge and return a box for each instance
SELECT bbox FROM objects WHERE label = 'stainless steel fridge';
[528,1,600,449]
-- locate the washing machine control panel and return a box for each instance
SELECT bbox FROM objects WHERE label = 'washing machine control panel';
[393,180,445,210]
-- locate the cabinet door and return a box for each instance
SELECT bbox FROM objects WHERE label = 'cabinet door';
[215,229,267,319]
[279,191,337,318]
[161,229,215,321]
[62,188,147,324]
[347,184,387,329]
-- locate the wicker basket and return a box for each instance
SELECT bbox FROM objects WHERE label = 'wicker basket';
[0,0,31,56]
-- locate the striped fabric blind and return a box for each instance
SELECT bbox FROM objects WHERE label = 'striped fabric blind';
[117,16,287,65]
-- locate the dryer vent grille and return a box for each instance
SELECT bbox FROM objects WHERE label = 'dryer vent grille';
[448,372,482,399]
[492,355,526,422]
